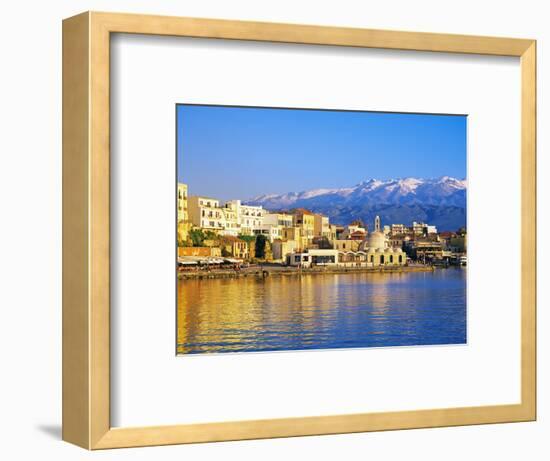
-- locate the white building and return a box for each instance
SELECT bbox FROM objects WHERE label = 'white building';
[226,200,265,235]
[253,225,282,242]
[256,212,294,242]
[220,201,241,236]
[188,196,224,231]
[391,223,406,235]
[411,221,437,235]
[287,249,339,267]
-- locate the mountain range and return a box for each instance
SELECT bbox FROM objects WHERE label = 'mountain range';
[245,177,467,232]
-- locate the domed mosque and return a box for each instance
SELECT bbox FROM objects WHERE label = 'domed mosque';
[359,215,406,266]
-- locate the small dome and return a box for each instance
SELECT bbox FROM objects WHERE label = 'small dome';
[376,247,385,253]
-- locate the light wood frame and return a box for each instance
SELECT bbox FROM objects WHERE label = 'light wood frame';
[62,11,537,450]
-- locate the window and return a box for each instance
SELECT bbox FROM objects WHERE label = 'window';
[380,255,385,264]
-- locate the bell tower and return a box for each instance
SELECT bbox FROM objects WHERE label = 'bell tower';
[374,215,381,232]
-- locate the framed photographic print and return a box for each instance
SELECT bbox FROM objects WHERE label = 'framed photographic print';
[62,12,536,449]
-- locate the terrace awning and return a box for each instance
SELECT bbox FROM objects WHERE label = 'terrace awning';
[224,258,241,264]
[177,257,198,265]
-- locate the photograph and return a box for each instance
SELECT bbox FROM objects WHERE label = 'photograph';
[176,104,467,355]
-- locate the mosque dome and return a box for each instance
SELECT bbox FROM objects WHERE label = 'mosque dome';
[368,231,387,250]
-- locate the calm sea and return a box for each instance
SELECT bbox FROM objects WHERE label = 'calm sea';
[177,268,466,354]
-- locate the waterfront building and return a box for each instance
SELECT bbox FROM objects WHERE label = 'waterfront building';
[264,212,293,228]
[292,208,315,242]
[258,212,294,242]
[313,214,331,238]
[177,183,188,222]
[405,239,444,262]
[220,201,241,236]
[328,224,338,242]
[282,226,309,252]
[226,200,265,235]
[337,250,368,265]
[272,239,297,262]
[449,234,467,253]
[287,249,339,267]
[177,183,191,243]
[219,236,250,259]
[253,224,283,242]
[358,216,406,266]
[389,234,406,249]
[188,196,224,232]
[233,240,250,260]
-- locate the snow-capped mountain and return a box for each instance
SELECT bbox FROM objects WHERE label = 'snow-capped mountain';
[246,177,467,231]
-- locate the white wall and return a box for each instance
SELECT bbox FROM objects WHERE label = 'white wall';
[0,0,547,459]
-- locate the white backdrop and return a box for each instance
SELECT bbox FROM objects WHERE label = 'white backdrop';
[111,34,521,427]
[1,1,548,460]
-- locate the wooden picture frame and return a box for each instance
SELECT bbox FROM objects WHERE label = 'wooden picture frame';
[62,11,536,449]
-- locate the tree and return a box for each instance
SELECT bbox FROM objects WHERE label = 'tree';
[238,234,256,243]
[189,228,205,247]
[255,234,268,259]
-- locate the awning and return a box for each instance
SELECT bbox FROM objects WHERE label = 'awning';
[177,258,198,265]
[204,258,225,264]
[224,258,242,264]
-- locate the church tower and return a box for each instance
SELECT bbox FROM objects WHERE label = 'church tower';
[374,215,381,233]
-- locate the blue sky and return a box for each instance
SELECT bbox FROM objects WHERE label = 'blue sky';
[177,104,466,201]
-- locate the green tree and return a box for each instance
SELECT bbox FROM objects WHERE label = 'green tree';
[189,228,205,247]
[204,230,218,240]
[238,234,256,243]
[255,234,268,259]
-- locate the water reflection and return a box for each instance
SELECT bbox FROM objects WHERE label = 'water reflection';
[177,269,466,354]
